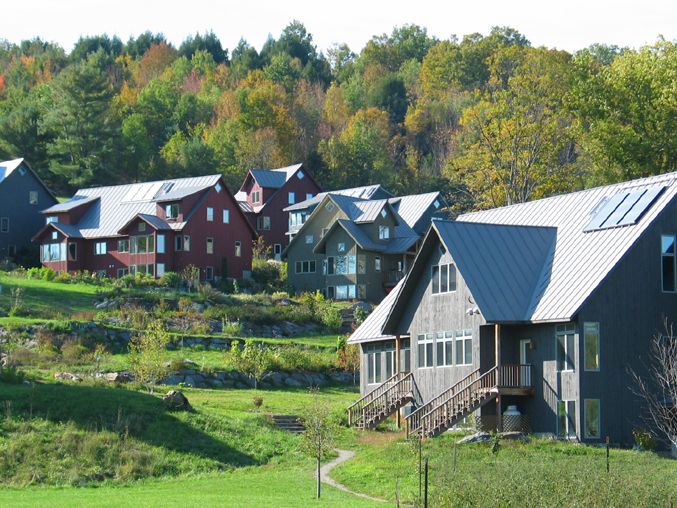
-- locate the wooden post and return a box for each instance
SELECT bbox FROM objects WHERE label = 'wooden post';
[495,324,502,432]
[396,335,401,429]
[606,436,610,473]
[424,457,429,508]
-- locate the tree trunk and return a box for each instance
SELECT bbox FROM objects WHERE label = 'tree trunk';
[316,455,321,498]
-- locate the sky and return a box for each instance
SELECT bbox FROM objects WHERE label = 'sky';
[2,0,675,54]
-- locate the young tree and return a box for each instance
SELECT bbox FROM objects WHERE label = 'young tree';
[336,335,360,385]
[128,320,170,393]
[630,322,677,452]
[226,341,276,389]
[299,387,338,499]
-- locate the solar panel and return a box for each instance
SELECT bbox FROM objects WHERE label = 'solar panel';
[584,185,665,232]
[604,189,645,226]
[617,185,665,226]
[583,193,627,232]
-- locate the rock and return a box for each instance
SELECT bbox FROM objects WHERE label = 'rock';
[184,375,206,387]
[162,390,193,411]
[222,380,235,388]
[277,298,292,306]
[350,301,372,313]
[284,376,304,388]
[103,371,133,383]
[457,432,491,444]
[54,372,82,382]
[268,372,284,387]
[162,375,184,386]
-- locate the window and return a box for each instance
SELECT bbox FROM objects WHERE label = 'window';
[434,199,440,209]
[207,207,214,221]
[215,182,222,193]
[289,212,307,228]
[326,286,335,299]
[223,209,230,224]
[131,235,154,254]
[117,268,129,278]
[584,399,600,439]
[235,241,242,257]
[556,323,576,371]
[338,242,345,253]
[379,225,390,240]
[118,239,129,253]
[357,284,366,299]
[165,204,179,219]
[157,234,165,254]
[157,263,166,277]
[175,235,190,252]
[584,322,600,371]
[95,269,107,278]
[0,217,8,233]
[417,334,434,368]
[432,263,457,294]
[365,342,396,384]
[325,257,335,275]
[380,209,387,218]
[42,243,66,262]
[336,285,348,300]
[357,255,366,274]
[306,193,313,200]
[46,216,58,224]
[138,222,146,232]
[400,339,411,373]
[252,191,261,203]
[288,192,296,205]
[334,256,356,275]
[29,191,38,205]
[455,330,473,365]
[68,242,77,261]
[205,266,214,280]
[274,244,282,255]
[348,255,356,274]
[436,331,454,367]
[375,256,381,272]
[661,235,676,292]
[366,344,381,384]
[130,264,154,276]
[206,237,214,254]
[297,170,305,179]
[52,231,58,240]
[326,203,335,212]
[558,400,576,438]
[257,216,271,230]
[295,260,316,274]
[95,241,107,255]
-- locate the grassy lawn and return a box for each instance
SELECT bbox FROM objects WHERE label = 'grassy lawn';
[332,430,677,507]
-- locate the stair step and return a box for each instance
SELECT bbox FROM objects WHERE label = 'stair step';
[271,415,306,433]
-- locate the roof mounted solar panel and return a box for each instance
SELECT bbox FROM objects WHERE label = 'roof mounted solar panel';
[583,193,627,232]
[584,185,666,232]
[617,185,665,226]
[604,189,645,226]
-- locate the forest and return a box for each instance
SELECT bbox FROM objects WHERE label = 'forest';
[0,22,674,212]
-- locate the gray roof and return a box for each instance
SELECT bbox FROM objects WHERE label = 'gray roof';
[0,158,24,184]
[348,278,405,344]
[314,219,386,253]
[389,192,444,233]
[456,172,677,322]
[433,221,557,322]
[284,184,391,212]
[42,175,221,239]
[249,164,303,189]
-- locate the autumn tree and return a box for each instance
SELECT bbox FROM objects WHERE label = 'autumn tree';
[336,336,360,385]
[128,320,170,393]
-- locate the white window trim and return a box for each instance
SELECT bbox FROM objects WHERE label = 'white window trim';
[556,324,576,373]
[417,334,434,369]
[436,331,454,368]
[455,330,473,366]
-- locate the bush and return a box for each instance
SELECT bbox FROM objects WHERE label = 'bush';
[633,429,657,451]
[61,341,88,364]
[160,272,181,289]
[0,365,26,384]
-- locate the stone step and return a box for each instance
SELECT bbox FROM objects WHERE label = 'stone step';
[271,415,306,433]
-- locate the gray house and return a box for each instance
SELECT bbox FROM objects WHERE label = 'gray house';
[283,191,445,303]
[348,172,677,445]
[0,159,57,262]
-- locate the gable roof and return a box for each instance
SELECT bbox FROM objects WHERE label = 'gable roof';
[388,192,445,234]
[348,278,405,344]
[250,164,303,189]
[284,184,392,212]
[40,175,250,239]
[0,158,57,201]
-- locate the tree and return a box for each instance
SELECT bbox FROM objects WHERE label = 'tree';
[179,31,228,65]
[630,322,677,452]
[299,387,338,499]
[226,341,276,389]
[128,320,170,393]
[336,336,360,385]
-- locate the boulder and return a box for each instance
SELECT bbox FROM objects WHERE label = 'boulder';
[457,432,491,444]
[54,372,82,382]
[162,375,184,386]
[284,376,304,388]
[162,390,193,411]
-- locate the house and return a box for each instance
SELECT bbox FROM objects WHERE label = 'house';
[33,175,255,280]
[0,158,57,262]
[348,172,677,446]
[285,184,393,242]
[235,163,322,259]
[283,191,446,303]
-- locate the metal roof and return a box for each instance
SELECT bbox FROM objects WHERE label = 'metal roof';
[43,175,221,239]
[314,219,386,253]
[249,164,303,189]
[433,221,557,322]
[457,172,677,322]
[0,158,24,184]
[43,195,99,213]
[348,278,405,344]
[388,192,444,233]
[284,184,391,212]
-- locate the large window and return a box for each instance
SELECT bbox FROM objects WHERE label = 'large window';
[257,216,271,230]
[118,239,129,253]
[436,331,454,367]
[661,235,676,292]
[432,263,457,294]
[455,330,473,365]
[584,399,600,439]
[417,333,434,368]
[584,322,600,371]
[130,235,154,254]
[558,400,576,438]
[556,323,576,371]
[157,234,165,254]
[334,284,356,300]
[295,260,316,274]
[42,243,65,262]
[165,204,179,219]
[366,342,395,384]
[95,241,107,255]
[175,235,190,252]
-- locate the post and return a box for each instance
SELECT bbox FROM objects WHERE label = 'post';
[424,457,429,508]
[606,436,610,473]
[418,436,422,502]
[396,335,401,429]
[495,324,502,432]
[317,454,321,498]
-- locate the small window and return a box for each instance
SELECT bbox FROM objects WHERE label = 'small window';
[584,322,600,371]
[556,323,576,372]
[305,234,314,244]
[288,192,296,205]
[235,241,242,257]
[338,242,345,253]
[215,182,222,193]
[326,203,335,212]
[380,209,387,218]
[46,216,58,224]
[223,209,230,224]
[68,242,77,261]
[434,199,440,209]
[157,263,166,277]
[138,222,146,232]
[206,237,214,254]
[118,239,129,253]
[51,231,58,240]
[207,207,214,222]
[166,204,179,219]
[257,216,271,230]
[432,263,456,294]
[176,235,190,252]
[252,191,261,203]
[0,217,9,233]
[205,266,214,280]
[157,234,165,254]
[661,235,676,292]
[274,244,282,255]
[357,284,366,299]
[417,334,434,368]
[297,170,305,179]
[306,193,313,200]
[29,191,38,205]
[379,225,390,240]
[95,241,107,255]
[584,399,600,439]
[375,256,381,272]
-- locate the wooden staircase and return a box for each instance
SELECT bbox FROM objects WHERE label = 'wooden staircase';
[347,372,415,429]
[406,364,533,438]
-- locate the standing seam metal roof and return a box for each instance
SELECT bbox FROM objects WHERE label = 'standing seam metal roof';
[348,278,406,344]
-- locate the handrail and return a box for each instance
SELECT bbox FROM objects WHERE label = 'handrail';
[499,364,532,388]
[360,372,413,418]
[347,372,407,427]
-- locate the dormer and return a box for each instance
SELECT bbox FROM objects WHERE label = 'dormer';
[159,201,182,222]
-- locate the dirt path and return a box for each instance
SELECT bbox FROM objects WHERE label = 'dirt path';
[320,449,388,503]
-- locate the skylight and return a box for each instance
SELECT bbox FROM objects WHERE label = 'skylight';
[584,185,665,232]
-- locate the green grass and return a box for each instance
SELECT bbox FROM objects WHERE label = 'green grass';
[332,431,677,507]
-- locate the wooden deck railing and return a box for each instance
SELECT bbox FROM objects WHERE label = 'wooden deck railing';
[347,372,412,427]
[499,364,532,388]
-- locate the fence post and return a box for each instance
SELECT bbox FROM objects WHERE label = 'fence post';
[606,436,610,473]
[424,457,429,508]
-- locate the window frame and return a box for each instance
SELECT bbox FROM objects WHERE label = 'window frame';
[207,207,214,222]
[205,266,214,281]
[557,399,577,438]
[29,190,38,205]
[583,322,600,372]
[584,399,601,439]
[94,241,107,255]
[165,203,179,219]
[432,263,457,295]
[223,209,230,224]
[252,190,261,203]
[661,234,676,292]
[118,239,130,253]
[436,331,454,367]
[288,191,295,205]
[556,323,576,372]
[417,333,434,369]
[374,256,381,272]
[455,330,473,366]
[378,225,390,240]
[157,262,166,277]
[235,241,242,257]
[206,237,214,254]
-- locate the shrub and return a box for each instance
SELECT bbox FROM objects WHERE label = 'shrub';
[253,396,263,408]
[61,340,88,364]
[160,272,181,289]
[320,305,342,332]
[632,429,657,451]
[0,365,26,384]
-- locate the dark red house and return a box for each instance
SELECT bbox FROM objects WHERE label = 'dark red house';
[235,163,321,259]
[33,175,255,281]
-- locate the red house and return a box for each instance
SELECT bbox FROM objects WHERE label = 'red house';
[33,175,255,281]
[235,163,321,259]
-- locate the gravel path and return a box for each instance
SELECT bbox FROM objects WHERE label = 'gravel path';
[320,449,388,503]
